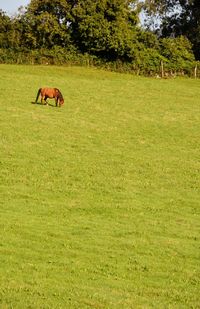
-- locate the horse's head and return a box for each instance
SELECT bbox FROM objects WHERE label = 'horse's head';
[59,98,64,106]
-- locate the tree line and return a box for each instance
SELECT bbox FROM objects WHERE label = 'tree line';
[0,0,199,76]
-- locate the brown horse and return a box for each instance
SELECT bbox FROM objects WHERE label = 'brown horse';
[35,87,64,107]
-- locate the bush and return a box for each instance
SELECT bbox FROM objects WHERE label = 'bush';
[0,43,197,77]
[159,36,196,76]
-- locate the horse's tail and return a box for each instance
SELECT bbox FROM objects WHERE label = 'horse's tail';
[35,88,42,103]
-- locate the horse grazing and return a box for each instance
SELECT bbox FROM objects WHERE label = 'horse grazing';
[35,88,64,107]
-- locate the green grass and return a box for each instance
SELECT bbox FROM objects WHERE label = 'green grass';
[0,64,199,308]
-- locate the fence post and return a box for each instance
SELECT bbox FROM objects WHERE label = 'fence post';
[161,60,164,78]
[194,64,197,79]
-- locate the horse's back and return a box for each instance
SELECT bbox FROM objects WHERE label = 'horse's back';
[41,87,56,98]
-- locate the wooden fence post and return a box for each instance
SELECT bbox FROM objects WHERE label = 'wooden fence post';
[194,64,197,79]
[161,60,164,78]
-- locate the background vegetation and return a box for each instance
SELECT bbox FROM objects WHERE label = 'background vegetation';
[0,0,198,76]
[0,64,199,308]
[143,0,200,60]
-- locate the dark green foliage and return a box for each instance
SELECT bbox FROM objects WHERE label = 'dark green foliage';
[0,10,11,48]
[160,36,195,73]
[69,0,138,60]
[20,0,72,49]
[143,0,200,59]
[0,10,22,49]
[0,0,197,75]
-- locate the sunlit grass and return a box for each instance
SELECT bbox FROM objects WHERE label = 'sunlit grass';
[0,64,199,308]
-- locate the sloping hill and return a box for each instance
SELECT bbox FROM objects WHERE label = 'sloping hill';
[0,65,199,308]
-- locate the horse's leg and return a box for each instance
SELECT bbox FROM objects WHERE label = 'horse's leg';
[44,96,48,105]
[41,95,44,105]
[55,98,58,107]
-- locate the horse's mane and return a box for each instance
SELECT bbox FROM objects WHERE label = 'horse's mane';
[55,88,64,101]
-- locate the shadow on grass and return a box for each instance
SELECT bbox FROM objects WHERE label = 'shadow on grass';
[31,102,56,108]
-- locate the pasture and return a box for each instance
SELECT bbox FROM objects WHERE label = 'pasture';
[0,64,199,308]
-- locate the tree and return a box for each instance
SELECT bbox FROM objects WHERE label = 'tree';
[70,0,139,60]
[160,36,195,73]
[0,9,24,49]
[0,10,12,48]
[19,0,141,60]
[143,0,200,59]
[21,0,73,49]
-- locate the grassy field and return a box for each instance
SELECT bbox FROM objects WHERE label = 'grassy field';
[0,64,199,308]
